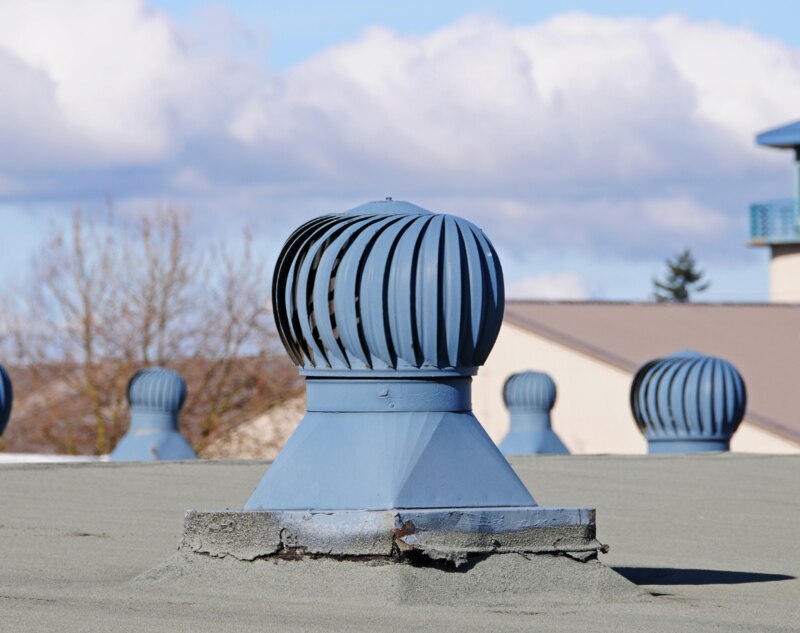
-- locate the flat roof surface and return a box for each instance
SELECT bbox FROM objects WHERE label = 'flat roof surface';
[0,456,797,631]
[505,301,800,443]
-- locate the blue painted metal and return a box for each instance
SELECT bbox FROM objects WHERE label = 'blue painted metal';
[0,363,12,437]
[272,199,504,378]
[500,371,568,456]
[756,120,800,149]
[749,199,800,244]
[110,367,196,461]
[752,122,800,246]
[630,351,746,454]
[246,199,535,510]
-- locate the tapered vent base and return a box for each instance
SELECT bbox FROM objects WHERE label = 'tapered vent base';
[245,408,535,511]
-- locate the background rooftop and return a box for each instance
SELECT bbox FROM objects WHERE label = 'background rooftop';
[506,300,800,443]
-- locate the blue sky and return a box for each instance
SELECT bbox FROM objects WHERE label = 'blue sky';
[1,1,798,301]
[154,1,800,68]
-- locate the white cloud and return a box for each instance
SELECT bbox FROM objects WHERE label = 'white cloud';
[0,0,268,169]
[0,1,183,162]
[643,196,728,235]
[249,12,799,192]
[0,4,797,277]
[507,272,589,300]
[653,16,800,141]
[170,167,212,192]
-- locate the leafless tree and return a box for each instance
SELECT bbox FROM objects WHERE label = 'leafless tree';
[1,207,301,455]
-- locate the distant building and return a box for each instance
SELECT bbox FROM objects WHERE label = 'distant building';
[750,120,800,302]
[472,301,800,454]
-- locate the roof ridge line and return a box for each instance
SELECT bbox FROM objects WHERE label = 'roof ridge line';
[503,311,638,372]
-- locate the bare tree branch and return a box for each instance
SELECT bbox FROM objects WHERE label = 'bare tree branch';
[1,206,301,455]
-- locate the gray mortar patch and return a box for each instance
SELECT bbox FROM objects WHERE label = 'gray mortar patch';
[181,506,604,565]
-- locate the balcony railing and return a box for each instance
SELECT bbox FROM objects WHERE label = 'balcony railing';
[749,199,800,244]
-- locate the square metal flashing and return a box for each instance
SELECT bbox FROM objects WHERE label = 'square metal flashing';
[181,506,602,565]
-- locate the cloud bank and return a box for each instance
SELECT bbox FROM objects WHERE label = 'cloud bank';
[0,1,797,297]
[507,272,589,300]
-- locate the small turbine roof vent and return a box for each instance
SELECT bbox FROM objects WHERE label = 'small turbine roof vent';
[127,367,187,414]
[503,371,557,411]
[110,366,195,462]
[500,370,567,456]
[630,351,746,453]
[273,199,504,377]
[0,364,12,437]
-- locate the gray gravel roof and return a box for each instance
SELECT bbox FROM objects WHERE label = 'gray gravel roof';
[0,455,797,631]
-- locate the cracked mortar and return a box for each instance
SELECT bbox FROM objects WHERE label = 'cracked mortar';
[181,507,605,567]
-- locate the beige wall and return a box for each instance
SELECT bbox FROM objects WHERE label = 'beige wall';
[730,423,799,454]
[473,322,646,454]
[770,244,800,303]
[473,322,800,455]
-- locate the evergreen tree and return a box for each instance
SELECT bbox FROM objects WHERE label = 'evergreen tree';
[653,249,710,303]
